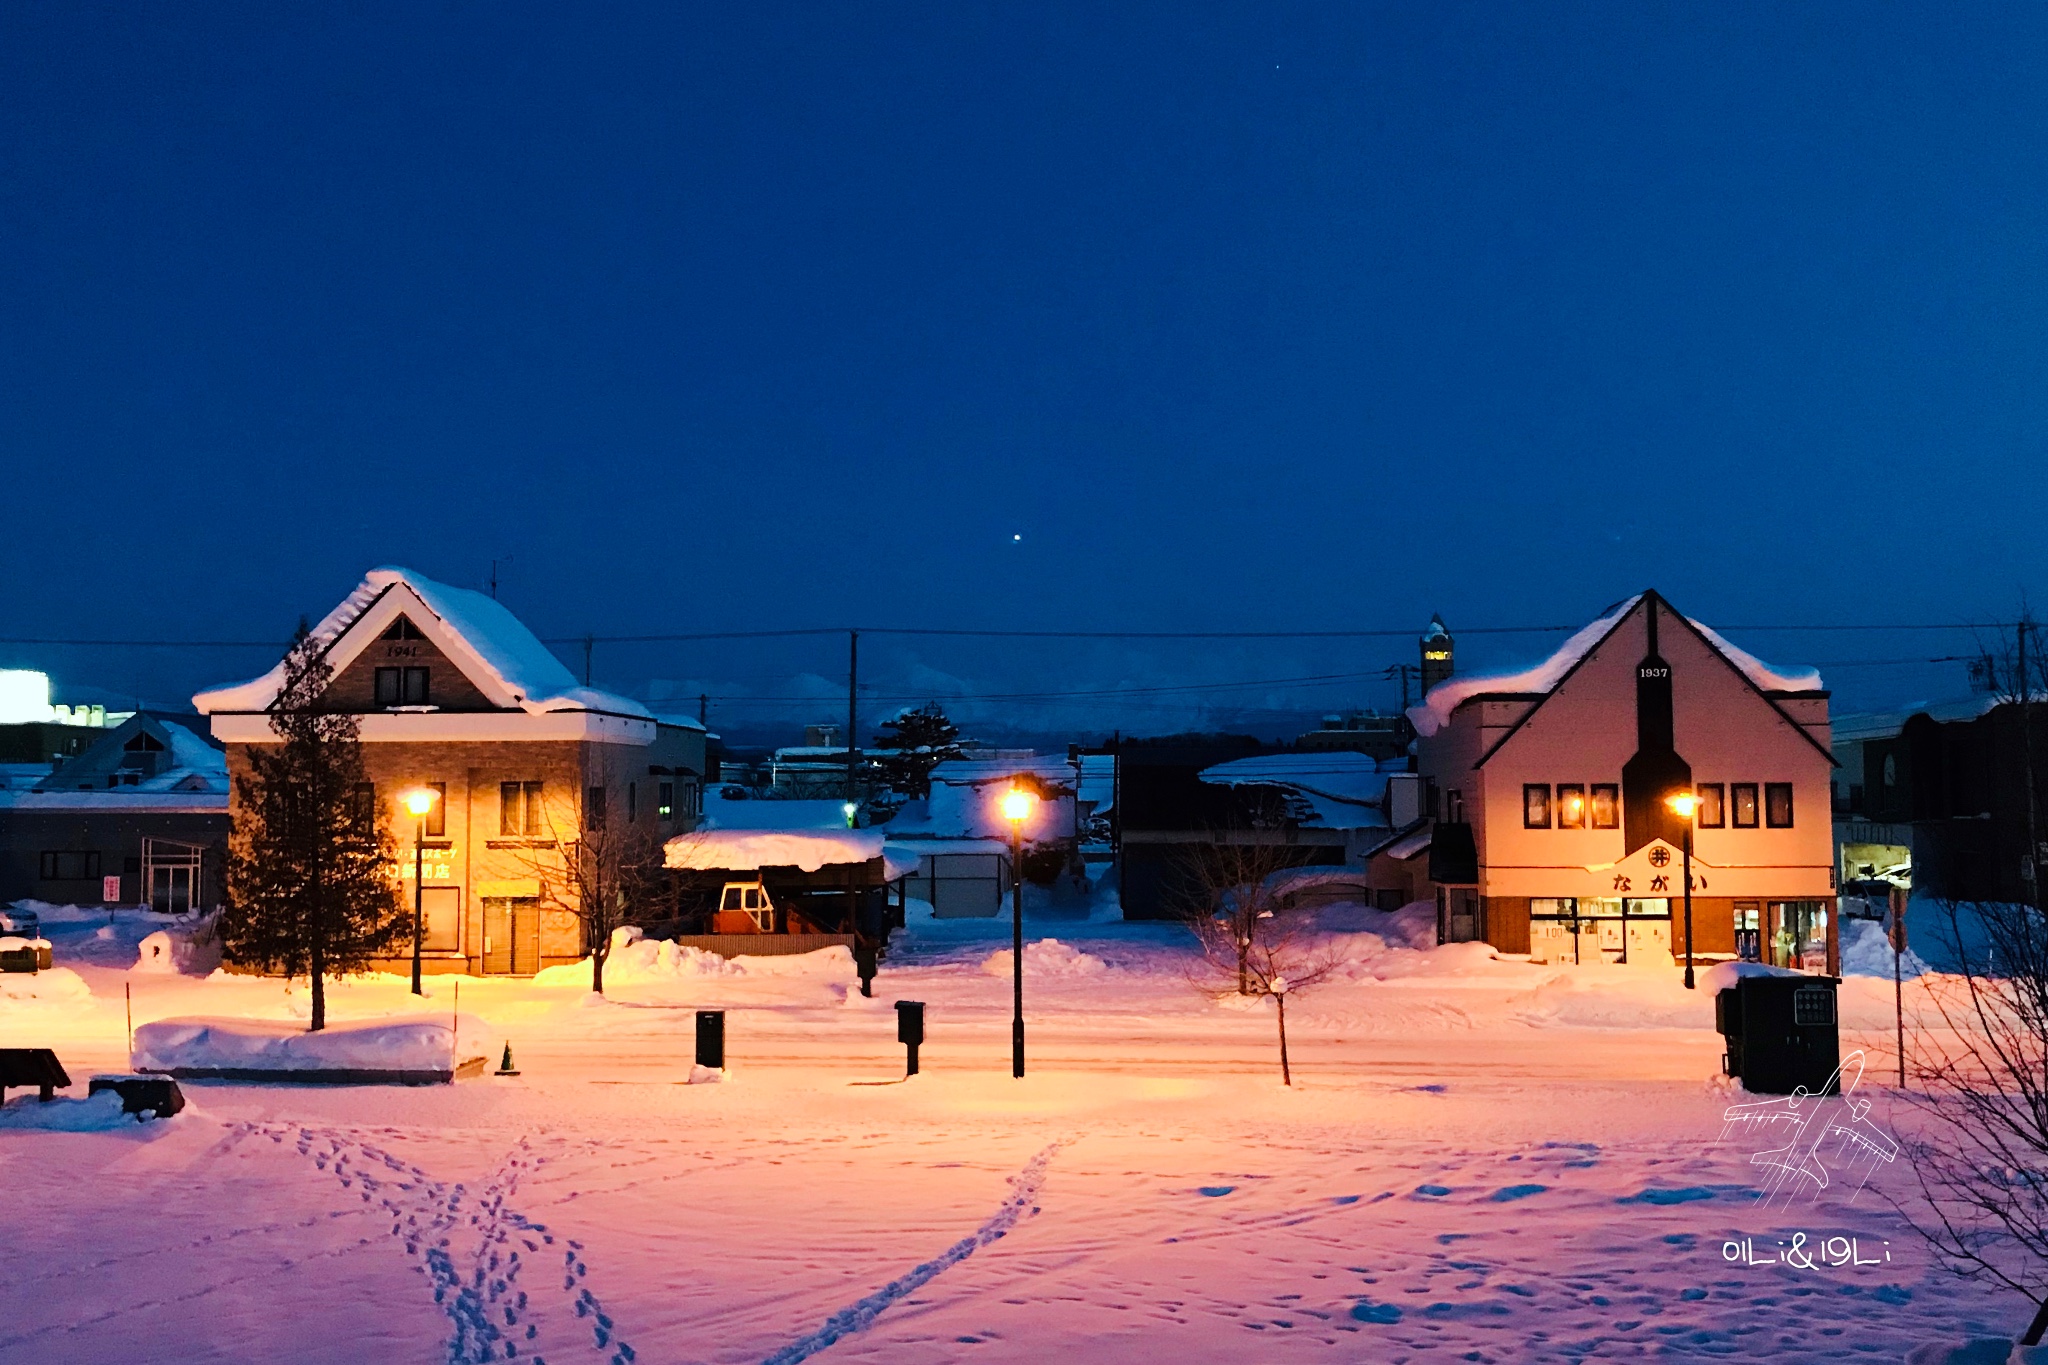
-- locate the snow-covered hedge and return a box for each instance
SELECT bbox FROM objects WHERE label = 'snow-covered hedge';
[133,1014,498,1076]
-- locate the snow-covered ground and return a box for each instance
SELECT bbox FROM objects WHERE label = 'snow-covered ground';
[0,901,2023,1363]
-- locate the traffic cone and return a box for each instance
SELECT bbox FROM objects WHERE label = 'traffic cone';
[495,1043,520,1077]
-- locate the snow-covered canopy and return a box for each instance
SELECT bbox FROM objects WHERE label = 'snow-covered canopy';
[1406,593,1824,738]
[1199,752,1394,831]
[665,826,917,878]
[192,567,649,719]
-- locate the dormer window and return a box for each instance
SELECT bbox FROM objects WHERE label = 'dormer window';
[119,731,166,778]
[379,617,427,641]
[376,666,430,706]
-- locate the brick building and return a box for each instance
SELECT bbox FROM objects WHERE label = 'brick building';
[195,567,705,975]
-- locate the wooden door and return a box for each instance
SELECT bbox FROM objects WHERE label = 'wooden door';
[483,899,538,974]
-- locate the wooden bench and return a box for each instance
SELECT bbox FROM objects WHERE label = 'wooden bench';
[0,1048,71,1103]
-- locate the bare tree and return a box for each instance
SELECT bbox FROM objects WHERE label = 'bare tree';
[1897,897,2048,1344]
[507,785,664,994]
[1175,839,1339,1085]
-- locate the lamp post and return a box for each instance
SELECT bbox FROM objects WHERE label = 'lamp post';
[1002,786,1037,1079]
[1666,790,1698,990]
[404,787,439,996]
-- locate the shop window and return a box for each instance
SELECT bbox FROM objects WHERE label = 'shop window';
[1732,783,1760,829]
[1765,783,1794,828]
[1590,784,1620,829]
[38,850,100,880]
[1556,783,1586,829]
[499,781,543,836]
[1697,783,1725,828]
[419,886,461,952]
[1523,784,1551,828]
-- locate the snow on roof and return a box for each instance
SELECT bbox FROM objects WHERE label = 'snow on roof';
[1200,752,1394,806]
[0,789,228,813]
[665,827,915,877]
[192,567,649,719]
[1375,823,1434,861]
[928,757,1077,789]
[163,722,227,777]
[1199,752,1392,831]
[1406,594,1824,738]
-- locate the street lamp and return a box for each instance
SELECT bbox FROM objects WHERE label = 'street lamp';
[1666,790,1698,990]
[1001,785,1038,1079]
[403,787,439,996]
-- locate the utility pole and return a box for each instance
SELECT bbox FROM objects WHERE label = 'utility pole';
[699,692,708,727]
[2025,615,2042,912]
[847,630,860,805]
[583,635,595,687]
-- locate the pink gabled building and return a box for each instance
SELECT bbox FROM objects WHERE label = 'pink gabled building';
[1410,591,1838,974]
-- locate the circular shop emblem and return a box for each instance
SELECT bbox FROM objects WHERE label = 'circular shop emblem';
[1648,846,1671,867]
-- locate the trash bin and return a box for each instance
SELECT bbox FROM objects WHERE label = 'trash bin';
[695,1010,725,1071]
[1716,974,1840,1095]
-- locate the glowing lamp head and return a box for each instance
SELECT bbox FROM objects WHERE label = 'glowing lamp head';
[403,788,439,818]
[1666,791,1698,821]
[1001,787,1037,825]
[842,801,858,827]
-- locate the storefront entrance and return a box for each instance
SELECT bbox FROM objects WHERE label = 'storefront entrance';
[482,897,542,974]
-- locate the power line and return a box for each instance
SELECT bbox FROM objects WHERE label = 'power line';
[0,622,2009,651]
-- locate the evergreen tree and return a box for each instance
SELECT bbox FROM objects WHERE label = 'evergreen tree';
[221,624,406,1030]
[871,703,968,799]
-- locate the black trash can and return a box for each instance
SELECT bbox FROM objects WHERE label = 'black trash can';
[1716,974,1840,1095]
[695,1010,725,1071]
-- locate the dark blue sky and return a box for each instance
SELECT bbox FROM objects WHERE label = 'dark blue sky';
[5,4,2046,736]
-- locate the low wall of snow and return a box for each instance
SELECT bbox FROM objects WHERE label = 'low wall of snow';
[132,1014,498,1084]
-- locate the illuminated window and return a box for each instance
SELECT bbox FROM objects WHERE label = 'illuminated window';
[1557,784,1586,829]
[1590,784,1619,829]
[499,782,542,836]
[1732,783,1760,829]
[1765,783,1794,828]
[1523,784,1551,828]
[1697,784,1725,828]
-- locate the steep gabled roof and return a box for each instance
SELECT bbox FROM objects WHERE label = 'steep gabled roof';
[192,567,649,718]
[1406,591,1835,767]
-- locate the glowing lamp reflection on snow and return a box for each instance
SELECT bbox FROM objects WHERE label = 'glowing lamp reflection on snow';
[1001,787,1037,825]
[403,788,439,818]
